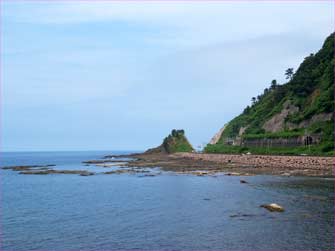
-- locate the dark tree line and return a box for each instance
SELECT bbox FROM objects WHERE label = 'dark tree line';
[249,68,294,108]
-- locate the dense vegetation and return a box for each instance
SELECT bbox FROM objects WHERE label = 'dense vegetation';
[162,129,194,153]
[146,129,194,154]
[205,33,334,156]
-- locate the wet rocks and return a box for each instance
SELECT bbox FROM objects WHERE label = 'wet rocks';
[2,165,55,171]
[80,172,95,176]
[230,213,257,218]
[20,170,50,175]
[2,163,97,176]
[225,172,241,176]
[82,160,111,164]
[19,170,95,176]
[261,203,285,212]
[92,168,153,176]
[95,163,127,168]
[194,171,210,176]
[138,174,157,177]
[175,170,218,176]
[104,169,134,175]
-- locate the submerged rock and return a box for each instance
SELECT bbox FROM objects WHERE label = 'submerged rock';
[261,203,285,212]
[240,180,248,184]
[230,213,257,218]
[194,171,209,176]
[80,172,95,176]
[20,170,50,175]
[104,169,134,175]
[19,170,95,176]
[142,174,157,177]
[95,163,127,167]
[225,172,241,176]
[82,160,110,164]
[2,165,55,171]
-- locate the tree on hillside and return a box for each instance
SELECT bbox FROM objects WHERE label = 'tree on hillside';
[285,68,294,80]
[270,79,277,89]
[251,97,256,105]
[243,105,251,114]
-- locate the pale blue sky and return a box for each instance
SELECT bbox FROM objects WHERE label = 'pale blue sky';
[2,1,334,151]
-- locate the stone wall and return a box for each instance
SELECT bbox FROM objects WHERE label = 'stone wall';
[240,134,321,148]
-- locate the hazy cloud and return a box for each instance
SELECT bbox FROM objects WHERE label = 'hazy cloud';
[2,1,334,151]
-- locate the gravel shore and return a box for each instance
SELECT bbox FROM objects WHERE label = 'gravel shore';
[120,152,334,177]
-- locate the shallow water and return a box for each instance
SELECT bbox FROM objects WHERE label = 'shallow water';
[1,151,333,250]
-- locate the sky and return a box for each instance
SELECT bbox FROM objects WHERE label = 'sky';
[1,1,334,152]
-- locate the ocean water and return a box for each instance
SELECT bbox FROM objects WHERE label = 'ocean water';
[0,151,333,251]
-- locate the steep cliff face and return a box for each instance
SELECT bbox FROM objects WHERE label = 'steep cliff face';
[206,33,334,155]
[146,129,194,154]
[209,126,226,144]
[262,100,299,133]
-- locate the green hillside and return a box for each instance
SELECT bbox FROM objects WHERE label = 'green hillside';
[146,129,194,154]
[205,33,334,156]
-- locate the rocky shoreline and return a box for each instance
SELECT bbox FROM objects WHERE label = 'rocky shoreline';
[105,152,334,177]
[1,165,95,176]
[2,152,333,177]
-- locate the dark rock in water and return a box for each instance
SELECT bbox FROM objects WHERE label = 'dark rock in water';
[82,160,110,164]
[225,172,241,176]
[261,203,285,212]
[136,172,158,178]
[80,172,95,176]
[19,170,95,176]
[19,171,50,175]
[142,174,157,177]
[104,169,135,175]
[83,159,130,164]
[103,154,137,159]
[2,165,55,171]
[134,169,150,173]
[240,180,248,184]
[230,213,257,218]
[104,168,153,175]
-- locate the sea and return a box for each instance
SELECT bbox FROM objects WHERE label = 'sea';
[0,151,333,250]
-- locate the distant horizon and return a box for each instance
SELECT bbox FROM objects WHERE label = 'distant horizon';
[2,1,334,151]
[0,149,145,153]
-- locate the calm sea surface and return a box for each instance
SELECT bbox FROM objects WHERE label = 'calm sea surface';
[0,151,333,250]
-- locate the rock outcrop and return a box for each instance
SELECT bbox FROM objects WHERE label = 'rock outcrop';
[209,126,226,145]
[261,203,285,212]
[262,101,299,133]
[145,129,194,154]
[286,112,333,130]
